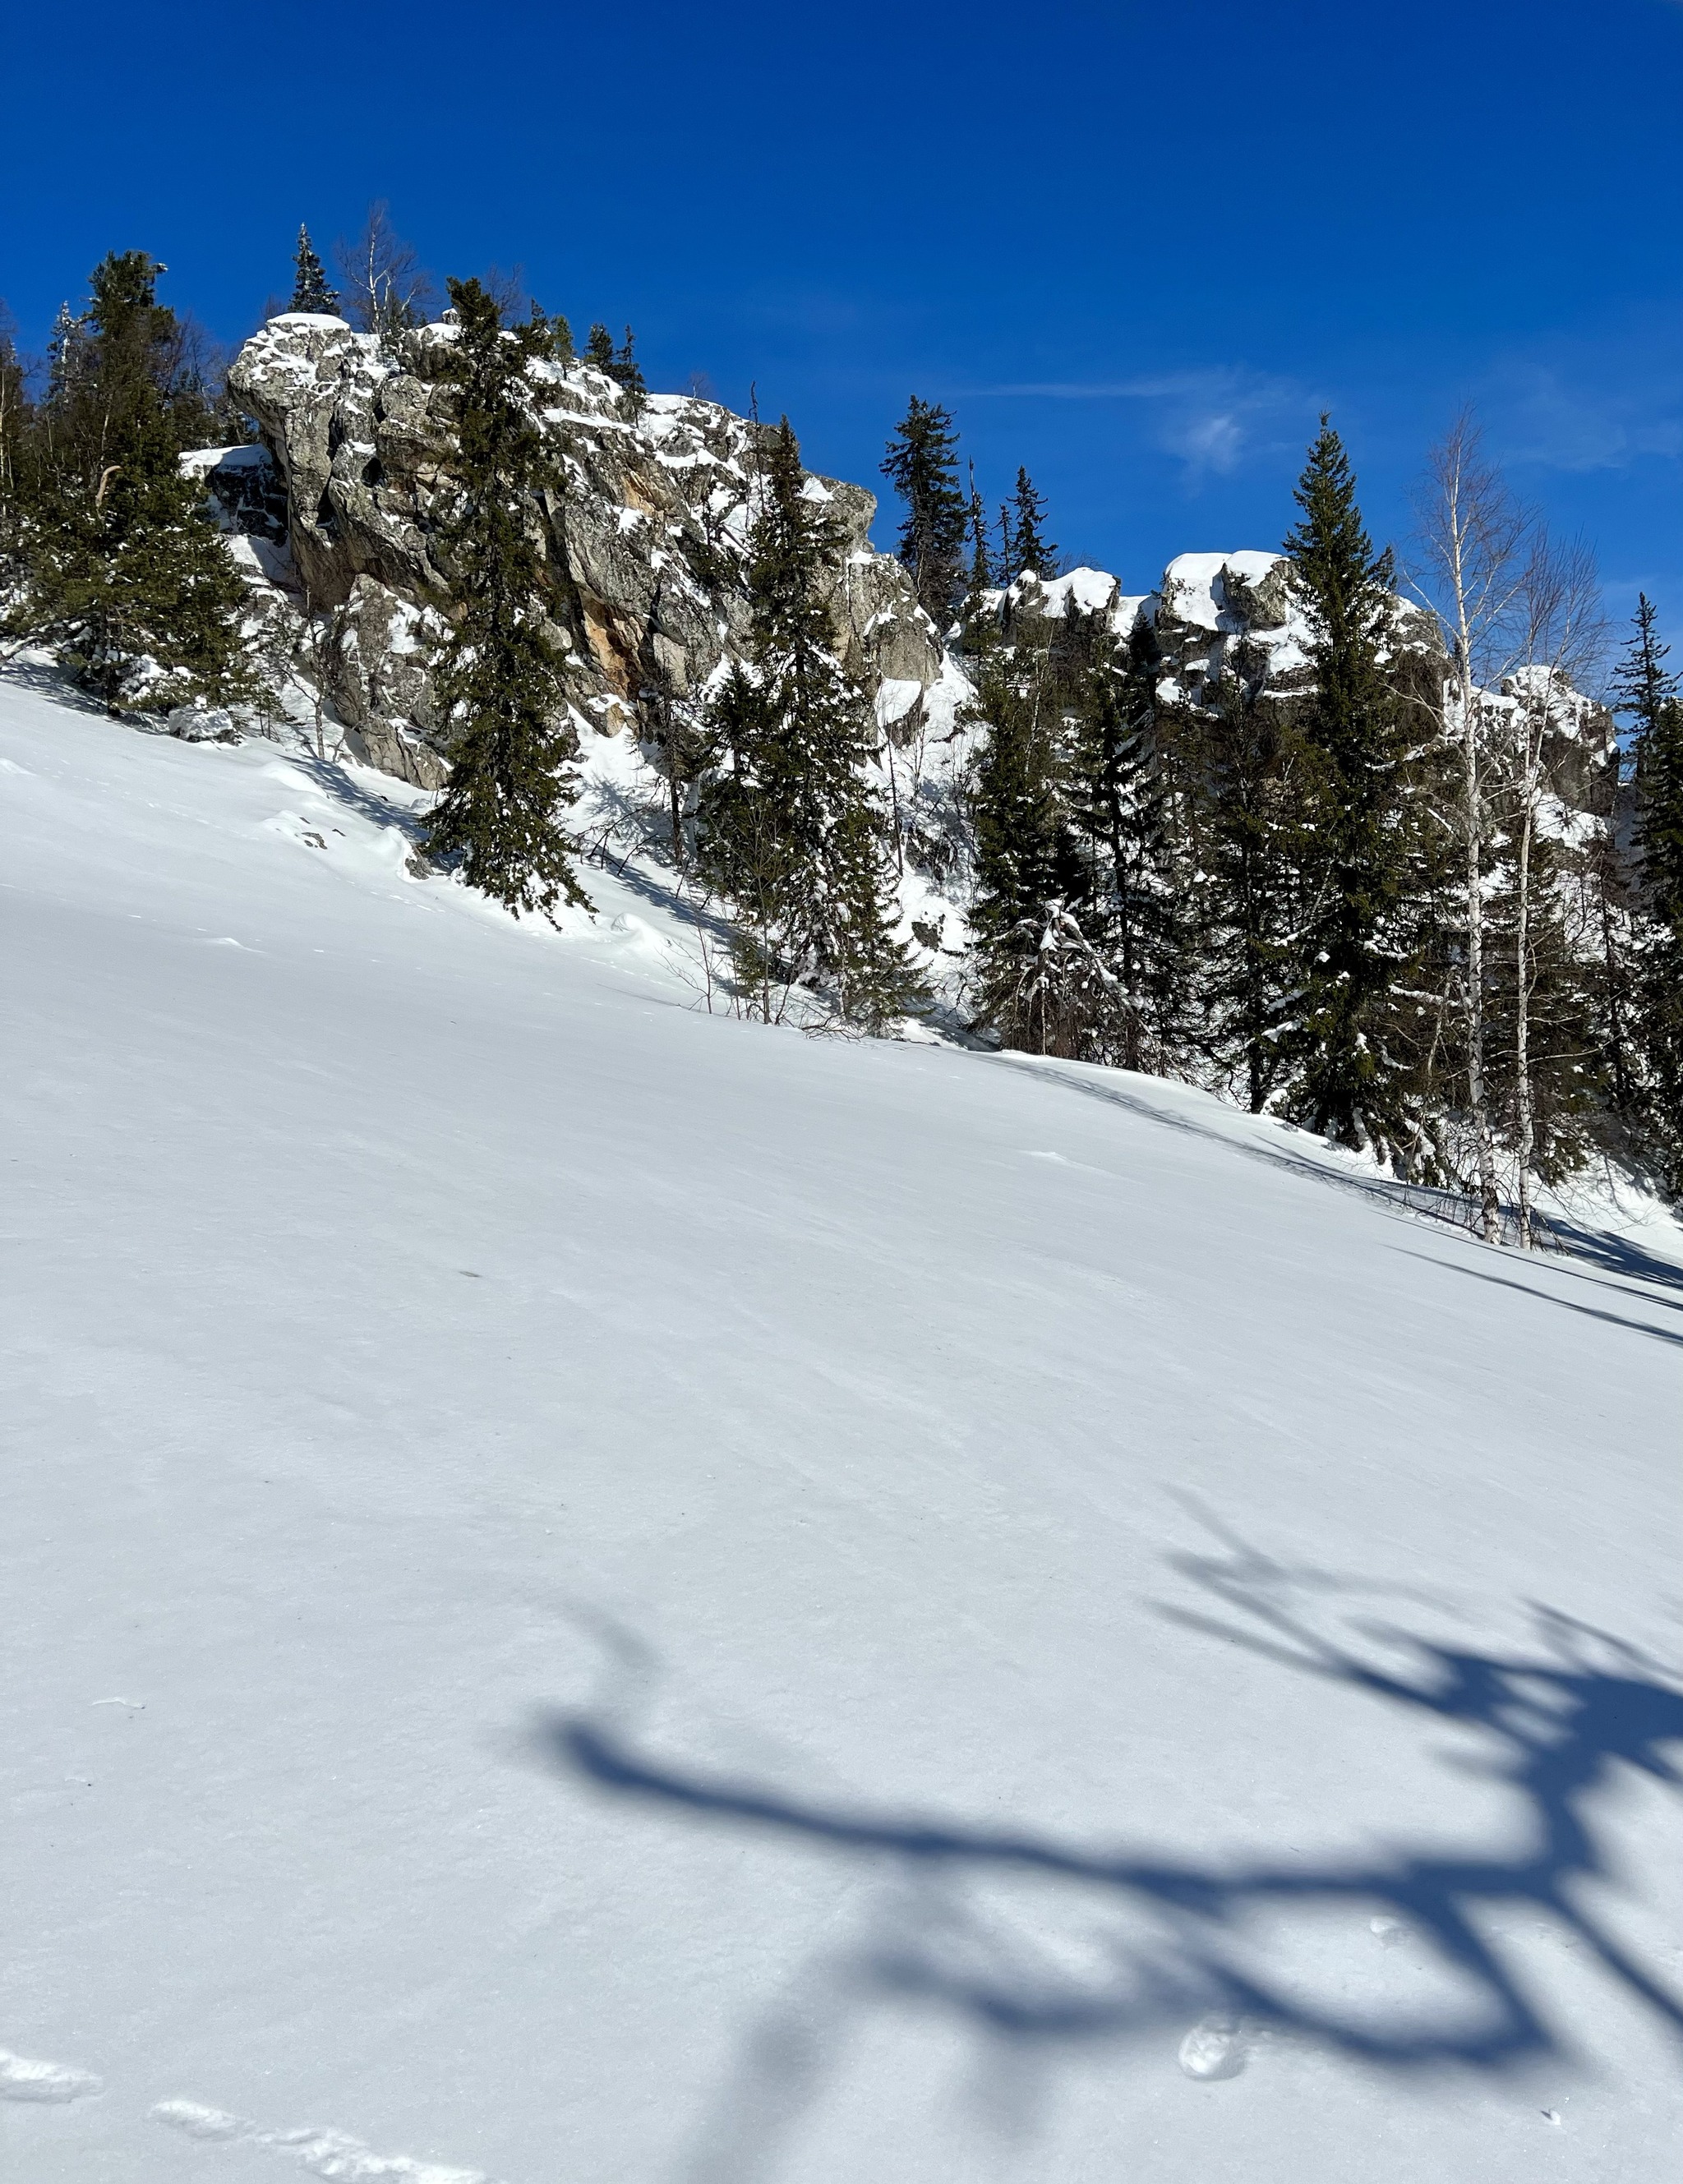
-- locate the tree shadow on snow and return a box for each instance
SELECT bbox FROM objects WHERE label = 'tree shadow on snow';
[1401,1251,1683,1352]
[987,1053,1683,1297]
[540,1521,1683,2176]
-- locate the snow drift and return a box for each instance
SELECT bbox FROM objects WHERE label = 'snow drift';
[2,670,1681,2183]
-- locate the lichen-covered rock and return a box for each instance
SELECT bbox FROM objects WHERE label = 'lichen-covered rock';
[228,314,943,786]
[331,578,448,787]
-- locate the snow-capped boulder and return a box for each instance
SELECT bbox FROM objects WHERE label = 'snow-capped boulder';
[164,698,237,743]
[1150,551,1309,700]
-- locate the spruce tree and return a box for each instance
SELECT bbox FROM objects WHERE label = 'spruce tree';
[1615,595,1683,1190]
[1006,467,1058,581]
[526,306,574,365]
[1282,418,1427,1152]
[699,417,920,1028]
[880,396,967,631]
[0,306,28,582]
[1612,595,1677,751]
[585,324,616,375]
[421,277,588,919]
[611,327,646,402]
[1058,603,1187,1071]
[6,252,253,714]
[966,470,991,591]
[966,611,1102,1054]
[288,226,340,315]
[953,468,996,652]
[1187,661,1316,1111]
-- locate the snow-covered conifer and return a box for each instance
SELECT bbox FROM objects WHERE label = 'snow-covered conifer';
[1616,594,1683,1191]
[421,277,588,919]
[699,418,920,1028]
[288,226,339,316]
[1283,418,1433,1154]
[1058,601,1190,1072]
[4,252,253,714]
[1004,467,1058,582]
[881,397,967,632]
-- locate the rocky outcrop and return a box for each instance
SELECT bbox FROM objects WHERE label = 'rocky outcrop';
[226,313,943,784]
[1148,551,1310,702]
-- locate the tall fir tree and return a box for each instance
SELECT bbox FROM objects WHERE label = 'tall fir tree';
[421,278,588,919]
[1183,659,1315,1111]
[0,306,28,580]
[966,468,991,591]
[1281,417,1430,1152]
[880,396,967,631]
[1005,467,1058,581]
[966,601,1109,1055]
[699,418,920,1028]
[953,466,997,652]
[1057,602,1188,1071]
[611,326,646,408]
[1614,595,1683,1190]
[585,324,616,375]
[6,252,253,713]
[288,226,339,315]
[525,306,574,364]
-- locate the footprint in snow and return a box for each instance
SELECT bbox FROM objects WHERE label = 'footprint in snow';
[0,2047,103,2103]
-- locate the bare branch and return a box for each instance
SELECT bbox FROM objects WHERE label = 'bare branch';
[334,203,437,343]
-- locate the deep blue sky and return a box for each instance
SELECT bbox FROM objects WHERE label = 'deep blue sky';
[6,0,1683,634]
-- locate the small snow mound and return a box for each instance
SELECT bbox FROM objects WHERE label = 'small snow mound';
[152,2099,245,2138]
[1040,567,1120,617]
[0,2047,103,2103]
[1177,2013,1249,2080]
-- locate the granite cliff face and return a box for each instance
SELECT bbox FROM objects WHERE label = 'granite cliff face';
[224,314,943,786]
[203,329,1618,864]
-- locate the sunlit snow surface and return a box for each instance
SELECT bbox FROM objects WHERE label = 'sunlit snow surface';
[3,671,1681,2184]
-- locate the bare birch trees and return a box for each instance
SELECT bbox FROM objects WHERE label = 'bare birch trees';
[1412,416,1606,1243]
[1412,417,1524,1237]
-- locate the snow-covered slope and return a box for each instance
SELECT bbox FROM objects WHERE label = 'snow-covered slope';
[3,674,1681,2184]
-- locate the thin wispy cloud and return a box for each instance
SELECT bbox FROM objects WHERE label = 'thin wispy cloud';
[955,366,1318,483]
[1473,311,1683,477]
[1500,369,1683,474]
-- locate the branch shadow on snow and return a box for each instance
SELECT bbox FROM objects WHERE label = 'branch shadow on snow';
[541,1527,1683,2173]
[0,655,117,717]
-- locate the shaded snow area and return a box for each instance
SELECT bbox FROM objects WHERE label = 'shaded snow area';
[4,670,1682,2184]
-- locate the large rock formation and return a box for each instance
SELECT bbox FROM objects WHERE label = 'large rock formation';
[225,314,943,786]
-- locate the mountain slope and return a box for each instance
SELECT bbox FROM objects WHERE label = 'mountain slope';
[3,674,1681,2184]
